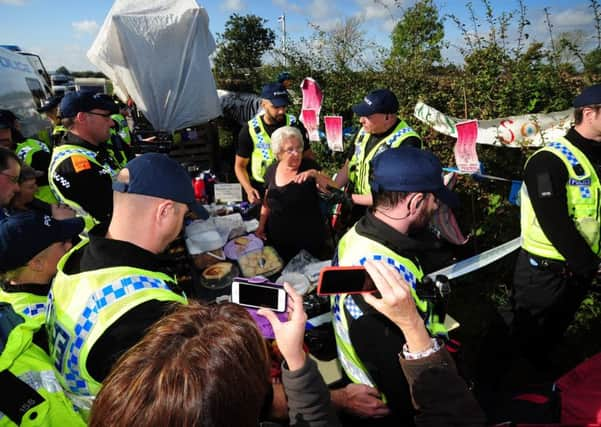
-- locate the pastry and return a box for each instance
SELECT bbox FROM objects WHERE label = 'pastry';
[202,262,232,280]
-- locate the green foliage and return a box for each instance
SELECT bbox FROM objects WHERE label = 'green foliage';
[213,14,275,87]
[389,0,444,67]
[584,48,601,75]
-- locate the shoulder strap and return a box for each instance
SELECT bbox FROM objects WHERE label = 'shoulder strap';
[0,370,45,423]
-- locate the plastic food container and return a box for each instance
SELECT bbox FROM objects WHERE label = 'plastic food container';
[200,262,239,290]
[237,246,283,278]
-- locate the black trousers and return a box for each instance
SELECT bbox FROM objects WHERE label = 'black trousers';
[511,249,591,369]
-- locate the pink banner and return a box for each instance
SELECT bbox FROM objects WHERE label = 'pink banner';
[454,120,480,173]
[325,116,343,152]
[300,77,322,116]
[301,109,320,142]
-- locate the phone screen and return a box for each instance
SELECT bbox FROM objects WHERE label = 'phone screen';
[234,281,285,311]
[317,267,377,295]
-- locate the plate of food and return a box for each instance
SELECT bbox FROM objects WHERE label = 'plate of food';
[200,261,238,290]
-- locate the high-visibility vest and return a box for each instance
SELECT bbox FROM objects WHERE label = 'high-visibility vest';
[14,139,57,205]
[110,114,132,145]
[0,303,85,426]
[521,137,601,261]
[48,144,119,229]
[51,126,67,147]
[333,225,447,398]
[46,239,187,418]
[248,114,296,183]
[0,287,47,329]
[348,120,420,195]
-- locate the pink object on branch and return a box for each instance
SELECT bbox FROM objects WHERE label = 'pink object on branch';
[454,120,480,173]
[301,109,320,142]
[300,77,323,115]
[325,116,343,152]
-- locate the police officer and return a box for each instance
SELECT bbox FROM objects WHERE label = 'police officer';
[49,92,121,228]
[46,153,208,419]
[332,146,458,426]
[511,84,601,374]
[235,82,313,204]
[0,211,84,328]
[38,94,66,147]
[335,89,421,219]
[0,211,86,426]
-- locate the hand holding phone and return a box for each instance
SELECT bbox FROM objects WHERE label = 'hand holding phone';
[231,278,287,312]
[257,283,307,371]
[317,266,377,296]
[362,261,431,352]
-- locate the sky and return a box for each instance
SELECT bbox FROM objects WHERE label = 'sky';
[0,0,596,72]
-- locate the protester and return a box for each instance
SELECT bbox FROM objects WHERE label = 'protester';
[511,83,601,378]
[332,146,456,426]
[235,82,314,204]
[90,284,339,427]
[0,108,57,205]
[355,261,485,426]
[0,147,21,220]
[334,89,422,222]
[256,126,337,262]
[46,153,207,418]
[8,165,43,212]
[49,91,121,227]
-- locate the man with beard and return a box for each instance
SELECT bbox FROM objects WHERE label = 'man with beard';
[235,82,313,204]
[332,146,458,426]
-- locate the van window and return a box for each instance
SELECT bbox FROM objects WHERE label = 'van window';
[25,77,45,108]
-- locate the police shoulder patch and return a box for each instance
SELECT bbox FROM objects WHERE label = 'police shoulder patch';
[71,155,91,173]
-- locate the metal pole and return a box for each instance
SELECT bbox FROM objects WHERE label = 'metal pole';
[281,13,287,67]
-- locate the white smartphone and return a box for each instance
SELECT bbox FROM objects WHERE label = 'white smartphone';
[231,278,287,313]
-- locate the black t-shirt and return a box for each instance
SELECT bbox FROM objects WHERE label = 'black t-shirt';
[523,127,601,277]
[52,133,120,225]
[263,158,327,262]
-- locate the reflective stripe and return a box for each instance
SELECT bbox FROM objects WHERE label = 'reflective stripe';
[248,114,296,182]
[521,137,601,260]
[62,275,177,395]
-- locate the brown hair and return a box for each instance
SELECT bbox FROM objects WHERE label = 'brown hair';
[574,104,601,125]
[89,302,271,427]
[372,190,409,209]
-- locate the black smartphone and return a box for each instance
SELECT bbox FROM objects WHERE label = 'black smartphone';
[317,266,377,296]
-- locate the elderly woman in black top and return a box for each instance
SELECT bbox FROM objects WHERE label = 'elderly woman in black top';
[256,126,337,262]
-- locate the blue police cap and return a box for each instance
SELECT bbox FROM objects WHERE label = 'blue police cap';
[260,82,290,107]
[370,146,459,208]
[573,84,601,108]
[0,211,84,272]
[59,91,116,118]
[352,89,399,117]
[113,153,209,219]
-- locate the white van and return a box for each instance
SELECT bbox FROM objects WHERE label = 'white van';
[0,45,52,138]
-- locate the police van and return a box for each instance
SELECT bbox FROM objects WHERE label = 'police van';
[0,45,52,138]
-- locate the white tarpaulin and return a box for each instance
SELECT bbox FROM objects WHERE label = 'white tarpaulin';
[87,0,221,132]
[414,101,573,148]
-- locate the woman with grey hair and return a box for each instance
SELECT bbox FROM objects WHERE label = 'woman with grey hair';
[256,126,338,262]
